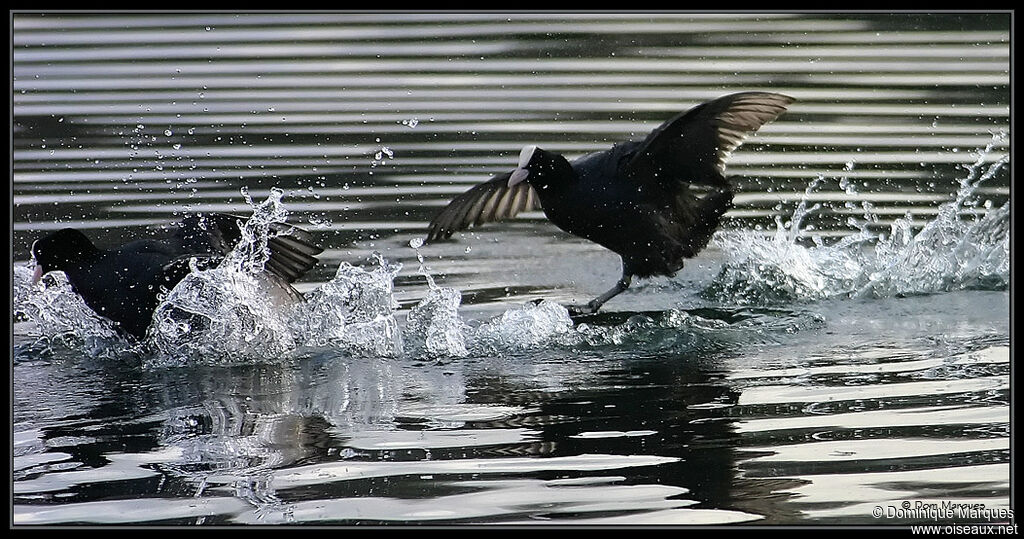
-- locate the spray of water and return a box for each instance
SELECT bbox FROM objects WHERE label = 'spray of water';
[290,256,403,358]
[402,239,576,358]
[14,188,407,366]
[404,238,470,358]
[13,136,1009,364]
[13,266,125,356]
[704,136,1009,304]
[146,188,301,365]
[147,188,406,366]
[854,151,1009,298]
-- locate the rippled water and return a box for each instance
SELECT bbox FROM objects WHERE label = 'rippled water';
[11,12,1011,526]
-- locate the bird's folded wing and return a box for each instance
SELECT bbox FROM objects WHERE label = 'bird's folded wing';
[176,213,324,283]
[425,172,541,242]
[625,92,795,188]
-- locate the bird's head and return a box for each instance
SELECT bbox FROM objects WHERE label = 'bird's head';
[507,145,574,190]
[30,228,99,284]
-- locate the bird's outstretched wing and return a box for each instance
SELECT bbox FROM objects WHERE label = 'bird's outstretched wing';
[174,213,324,283]
[625,92,794,188]
[425,172,541,243]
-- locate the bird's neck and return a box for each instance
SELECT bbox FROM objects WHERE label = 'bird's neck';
[535,175,596,235]
[532,169,577,206]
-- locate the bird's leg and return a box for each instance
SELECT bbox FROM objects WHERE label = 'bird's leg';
[567,273,632,315]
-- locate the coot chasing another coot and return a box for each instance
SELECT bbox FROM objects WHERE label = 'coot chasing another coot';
[426,92,795,314]
[28,91,792,339]
[29,213,323,340]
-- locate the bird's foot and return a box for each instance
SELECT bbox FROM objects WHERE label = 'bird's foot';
[565,302,599,316]
[530,299,600,316]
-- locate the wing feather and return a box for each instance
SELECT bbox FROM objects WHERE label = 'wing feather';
[624,92,795,188]
[426,172,541,242]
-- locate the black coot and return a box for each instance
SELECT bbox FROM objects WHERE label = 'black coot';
[426,92,794,313]
[29,213,323,339]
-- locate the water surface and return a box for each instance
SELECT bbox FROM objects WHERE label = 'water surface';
[11,12,1011,526]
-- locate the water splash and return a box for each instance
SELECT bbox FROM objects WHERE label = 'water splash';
[400,243,579,359]
[705,137,1009,304]
[13,266,126,356]
[291,256,403,357]
[468,300,574,355]
[148,265,298,366]
[404,238,470,358]
[146,185,406,365]
[227,186,290,275]
[706,176,866,303]
[400,241,595,358]
[14,188,408,366]
[401,287,804,360]
[854,153,1009,298]
[21,140,1002,365]
[146,188,298,365]
[406,286,469,358]
[14,258,820,365]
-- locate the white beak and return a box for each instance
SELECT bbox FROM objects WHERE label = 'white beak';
[508,144,538,187]
[29,239,43,284]
[508,167,529,187]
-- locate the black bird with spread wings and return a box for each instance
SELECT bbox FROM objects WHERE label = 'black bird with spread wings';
[30,213,323,339]
[426,92,795,314]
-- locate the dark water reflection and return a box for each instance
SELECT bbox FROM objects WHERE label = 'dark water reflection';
[12,12,1011,526]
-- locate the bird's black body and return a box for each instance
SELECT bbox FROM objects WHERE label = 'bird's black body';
[426,92,795,313]
[530,140,733,279]
[30,213,323,339]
